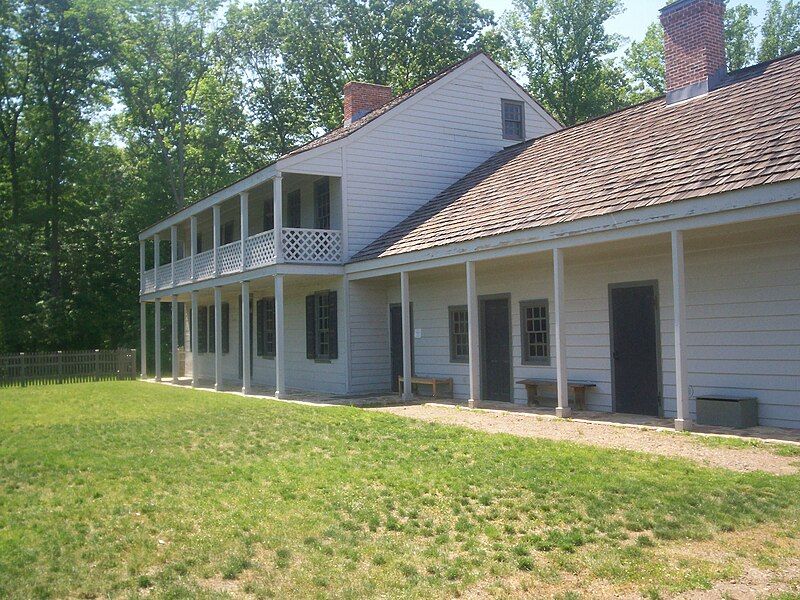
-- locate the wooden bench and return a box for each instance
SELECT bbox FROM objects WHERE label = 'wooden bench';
[398,376,453,399]
[517,378,596,411]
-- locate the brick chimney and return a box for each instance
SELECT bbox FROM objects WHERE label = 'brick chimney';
[343,81,393,125]
[660,0,727,104]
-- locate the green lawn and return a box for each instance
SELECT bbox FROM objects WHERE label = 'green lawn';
[1,382,799,599]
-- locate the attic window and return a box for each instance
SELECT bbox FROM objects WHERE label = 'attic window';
[501,99,524,141]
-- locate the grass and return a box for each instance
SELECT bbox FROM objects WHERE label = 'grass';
[1,382,799,598]
[690,433,800,457]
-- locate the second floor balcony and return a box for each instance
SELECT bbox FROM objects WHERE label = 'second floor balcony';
[140,172,343,295]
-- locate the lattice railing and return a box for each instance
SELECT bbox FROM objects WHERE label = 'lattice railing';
[156,264,172,289]
[174,256,192,285]
[218,241,242,274]
[142,269,155,293]
[282,228,342,264]
[245,229,276,269]
[194,249,214,280]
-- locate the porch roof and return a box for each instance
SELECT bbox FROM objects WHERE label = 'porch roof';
[352,51,800,262]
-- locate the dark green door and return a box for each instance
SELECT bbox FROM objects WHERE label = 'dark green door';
[480,297,511,402]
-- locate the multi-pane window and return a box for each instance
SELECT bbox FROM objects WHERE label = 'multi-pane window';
[305,291,338,360]
[314,178,330,229]
[520,299,549,365]
[287,190,301,228]
[263,199,274,231]
[256,297,276,357]
[448,305,469,363]
[501,99,525,141]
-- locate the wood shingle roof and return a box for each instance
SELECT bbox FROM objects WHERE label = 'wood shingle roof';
[352,52,800,262]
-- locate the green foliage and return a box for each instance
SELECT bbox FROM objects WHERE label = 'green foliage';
[502,0,628,126]
[1,382,800,597]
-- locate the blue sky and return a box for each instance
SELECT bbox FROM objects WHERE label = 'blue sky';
[479,0,772,49]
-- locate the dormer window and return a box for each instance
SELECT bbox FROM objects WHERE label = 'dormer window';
[501,99,524,141]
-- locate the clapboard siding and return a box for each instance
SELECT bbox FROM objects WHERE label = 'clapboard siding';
[343,58,558,259]
[347,220,800,428]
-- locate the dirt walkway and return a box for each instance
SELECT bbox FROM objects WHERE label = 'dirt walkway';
[373,404,800,475]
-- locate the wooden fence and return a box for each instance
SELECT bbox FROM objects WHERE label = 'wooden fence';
[0,348,137,387]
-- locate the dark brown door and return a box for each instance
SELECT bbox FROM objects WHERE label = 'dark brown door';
[610,284,660,416]
[480,297,511,402]
[389,304,412,392]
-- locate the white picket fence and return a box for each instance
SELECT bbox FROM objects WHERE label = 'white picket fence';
[0,348,137,387]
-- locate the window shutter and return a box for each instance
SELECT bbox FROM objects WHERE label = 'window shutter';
[306,294,316,359]
[256,299,264,356]
[328,291,338,359]
[209,306,215,353]
[222,302,230,354]
[198,306,208,353]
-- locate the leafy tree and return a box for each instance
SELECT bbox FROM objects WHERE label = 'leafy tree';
[502,0,628,126]
[725,3,758,70]
[759,0,800,61]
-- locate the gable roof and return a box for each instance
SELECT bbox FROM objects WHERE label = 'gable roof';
[352,52,800,263]
[140,51,558,236]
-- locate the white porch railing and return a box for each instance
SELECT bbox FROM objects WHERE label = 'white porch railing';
[143,269,155,293]
[218,241,242,274]
[156,264,171,289]
[282,228,342,263]
[244,229,276,269]
[141,228,341,294]
[194,249,214,280]
[174,256,192,285]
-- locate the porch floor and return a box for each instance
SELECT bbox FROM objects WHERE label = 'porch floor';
[148,377,800,445]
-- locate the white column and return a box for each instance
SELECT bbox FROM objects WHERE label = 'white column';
[140,301,147,378]
[191,290,198,387]
[274,274,285,398]
[400,271,413,401]
[139,240,146,293]
[190,215,198,280]
[154,234,160,289]
[214,286,222,390]
[213,204,221,277]
[273,174,283,263]
[170,225,177,286]
[466,260,480,408]
[241,281,251,394]
[154,298,162,381]
[240,192,249,271]
[672,230,692,431]
[553,248,570,418]
[171,296,178,383]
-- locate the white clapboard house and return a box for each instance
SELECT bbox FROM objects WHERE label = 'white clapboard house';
[138,0,800,431]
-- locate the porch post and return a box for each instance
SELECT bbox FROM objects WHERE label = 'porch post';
[241,281,251,394]
[273,173,283,263]
[213,204,221,277]
[171,296,179,383]
[400,271,413,401]
[190,215,198,280]
[154,298,162,382]
[466,260,480,408]
[671,230,692,431]
[170,225,177,286]
[191,290,198,387]
[154,233,160,289]
[139,240,146,293]
[553,248,570,418]
[214,286,222,390]
[240,192,249,271]
[274,274,285,398]
[140,301,146,378]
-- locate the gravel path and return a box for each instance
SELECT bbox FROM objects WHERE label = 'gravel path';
[373,404,800,475]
